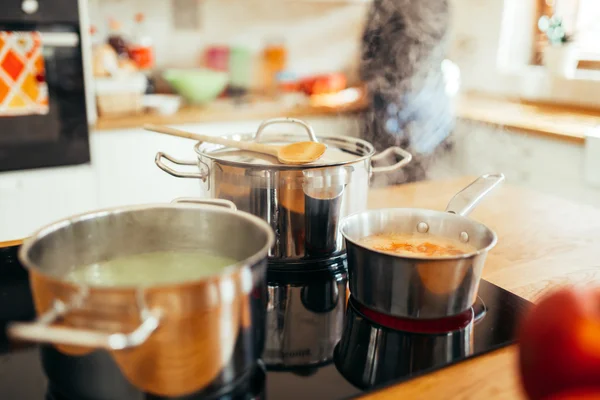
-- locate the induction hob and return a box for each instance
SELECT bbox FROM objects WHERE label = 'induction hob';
[0,244,531,399]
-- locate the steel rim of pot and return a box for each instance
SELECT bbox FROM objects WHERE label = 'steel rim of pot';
[192,138,411,172]
[8,199,275,351]
[340,173,505,261]
[155,117,412,176]
[18,202,274,289]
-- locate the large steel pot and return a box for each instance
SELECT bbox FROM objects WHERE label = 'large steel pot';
[155,118,412,263]
[340,174,505,319]
[7,199,274,398]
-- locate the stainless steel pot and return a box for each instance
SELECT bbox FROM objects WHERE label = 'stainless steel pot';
[155,117,412,263]
[340,174,505,319]
[8,199,274,397]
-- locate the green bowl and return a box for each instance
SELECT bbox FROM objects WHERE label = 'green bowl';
[163,68,229,105]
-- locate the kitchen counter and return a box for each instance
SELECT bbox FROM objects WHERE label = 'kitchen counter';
[94,94,368,131]
[363,176,600,399]
[2,176,599,398]
[94,91,600,146]
[456,93,600,145]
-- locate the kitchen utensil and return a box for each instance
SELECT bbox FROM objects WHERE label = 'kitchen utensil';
[145,123,327,165]
[7,198,274,397]
[155,117,413,263]
[340,173,505,319]
[162,68,228,104]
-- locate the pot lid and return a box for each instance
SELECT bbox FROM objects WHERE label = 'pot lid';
[194,118,376,169]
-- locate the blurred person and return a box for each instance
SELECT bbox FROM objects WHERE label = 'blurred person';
[360,0,455,185]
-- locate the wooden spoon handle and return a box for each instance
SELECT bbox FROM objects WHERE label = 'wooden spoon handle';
[144,124,280,157]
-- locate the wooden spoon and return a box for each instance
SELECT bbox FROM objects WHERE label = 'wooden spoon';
[144,124,327,165]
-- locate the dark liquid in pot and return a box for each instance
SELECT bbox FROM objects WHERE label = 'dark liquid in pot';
[305,190,344,257]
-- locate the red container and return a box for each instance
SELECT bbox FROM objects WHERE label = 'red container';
[204,46,230,72]
[300,73,347,96]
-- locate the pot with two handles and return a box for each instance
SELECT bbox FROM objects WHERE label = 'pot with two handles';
[7,199,274,398]
[155,117,412,264]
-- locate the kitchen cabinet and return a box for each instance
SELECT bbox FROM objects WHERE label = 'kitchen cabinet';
[449,119,600,207]
[0,165,98,241]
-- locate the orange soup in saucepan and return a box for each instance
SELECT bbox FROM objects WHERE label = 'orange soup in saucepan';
[357,233,477,258]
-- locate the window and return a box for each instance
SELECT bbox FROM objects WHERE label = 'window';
[534,0,600,69]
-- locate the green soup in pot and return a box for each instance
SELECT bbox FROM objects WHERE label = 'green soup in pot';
[65,251,239,287]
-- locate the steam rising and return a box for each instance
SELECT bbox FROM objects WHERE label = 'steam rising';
[350,0,520,189]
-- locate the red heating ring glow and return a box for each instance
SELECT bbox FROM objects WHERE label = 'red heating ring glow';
[355,300,474,334]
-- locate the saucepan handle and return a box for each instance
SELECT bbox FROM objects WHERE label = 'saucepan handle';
[8,299,162,350]
[371,147,413,174]
[171,198,237,210]
[254,117,318,142]
[155,152,209,181]
[445,173,506,217]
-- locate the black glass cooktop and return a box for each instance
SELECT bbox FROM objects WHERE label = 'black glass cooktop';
[0,244,530,399]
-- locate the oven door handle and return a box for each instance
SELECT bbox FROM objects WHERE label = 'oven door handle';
[40,32,79,48]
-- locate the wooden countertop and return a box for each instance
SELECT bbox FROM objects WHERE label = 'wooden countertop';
[95,91,600,146]
[94,94,368,131]
[456,93,600,144]
[2,177,599,398]
[364,176,600,399]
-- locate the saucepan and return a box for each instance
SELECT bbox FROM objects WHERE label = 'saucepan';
[340,173,505,319]
[7,198,274,398]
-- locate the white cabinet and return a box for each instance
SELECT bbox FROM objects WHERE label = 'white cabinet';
[450,119,600,207]
[0,165,98,241]
[91,129,202,208]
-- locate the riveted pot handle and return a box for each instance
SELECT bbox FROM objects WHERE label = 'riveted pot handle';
[371,147,413,174]
[155,152,209,181]
[171,198,237,210]
[8,299,162,350]
[254,118,318,142]
[445,173,505,216]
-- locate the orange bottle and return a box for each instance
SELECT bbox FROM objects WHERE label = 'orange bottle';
[128,13,154,70]
[262,37,287,96]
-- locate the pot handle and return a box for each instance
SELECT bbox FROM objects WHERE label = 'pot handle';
[155,152,209,181]
[254,118,318,142]
[371,147,413,174]
[7,299,162,350]
[171,198,237,210]
[445,173,506,217]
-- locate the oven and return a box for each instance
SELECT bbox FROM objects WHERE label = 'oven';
[0,0,91,172]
